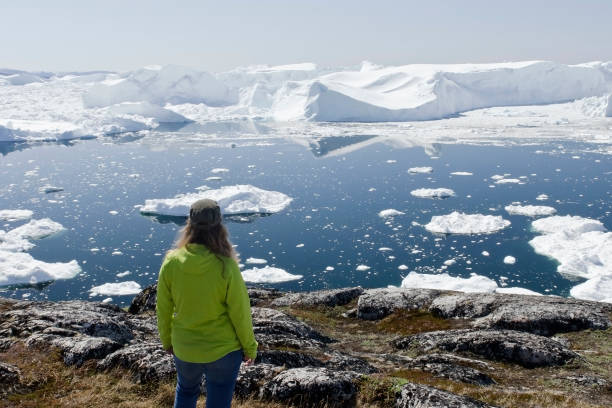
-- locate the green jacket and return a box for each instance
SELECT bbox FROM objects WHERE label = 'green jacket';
[156,243,258,363]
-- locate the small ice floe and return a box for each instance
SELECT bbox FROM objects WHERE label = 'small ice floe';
[241,266,302,283]
[3,218,66,244]
[450,171,473,176]
[481,251,490,256]
[386,159,397,163]
[109,210,119,215]
[102,297,113,304]
[211,168,229,174]
[245,257,267,265]
[356,265,371,271]
[398,264,409,270]
[408,167,433,174]
[0,251,81,286]
[570,275,612,303]
[205,176,223,181]
[325,266,335,271]
[378,247,392,252]
[39,185,64,194]
[111,250,123,256]
[443,259,456,266]
[536,194,549,201]
[89,281,142,296]
[530,215,612,302]
[504,205,556,217]
[410,188,455,199]
[424,212,511,234]
[116,271,131,278]
[140,185,293,216]
[401,272,498,293]
[503,256,516,265]
[0,209,33,222]
[495,178,522,184]
[378,209,405,218]
[296,243,305,248]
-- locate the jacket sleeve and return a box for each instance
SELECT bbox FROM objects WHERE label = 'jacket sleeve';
[226,260,258,359]
[156,257,174,350]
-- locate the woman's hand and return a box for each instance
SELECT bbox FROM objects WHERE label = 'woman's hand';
[243,355,254,366]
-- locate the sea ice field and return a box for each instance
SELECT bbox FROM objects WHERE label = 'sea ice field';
[0,61,611,306]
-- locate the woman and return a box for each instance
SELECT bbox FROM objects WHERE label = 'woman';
[156,198,258,408]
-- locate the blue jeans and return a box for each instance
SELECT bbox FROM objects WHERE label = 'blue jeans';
[173,350,243,408]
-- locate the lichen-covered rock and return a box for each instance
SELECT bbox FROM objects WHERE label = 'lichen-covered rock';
[25,333,121,366]
[0,362,21,395]
[234,363,282,399]
[0,300,134,344]
[271,287,363,308]
[357,288,441,320]
[248,287,282,306]
[252,307,334,349]
[324,352,378,374]
[395,382,496,408]
[404,354,495,386]
[97,341,175,383]
[128,283,157,314]
[256,350,324,368]
[392,329,579,368]
[261,367,358,407]
[430,293,611,336]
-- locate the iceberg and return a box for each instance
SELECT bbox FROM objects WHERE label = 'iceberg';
[0,209,33,222]
[0,218,66,252]
[241,266,302,283]
[140,184,293,216]
[378,209,405,218]
[83,65,233,108]
[410,188,455,199]
[105,101,190,123]
[89,281,142,296]
[570,275,612,303]
[0,251,81,286]
[424,212,511,234]
[505,205,556,217]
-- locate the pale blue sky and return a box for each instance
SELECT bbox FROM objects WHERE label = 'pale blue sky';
[2,0,611,73]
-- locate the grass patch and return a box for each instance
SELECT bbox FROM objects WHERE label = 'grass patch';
[376,309,470,336]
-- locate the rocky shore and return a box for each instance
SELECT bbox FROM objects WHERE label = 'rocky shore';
[1,285,611,407]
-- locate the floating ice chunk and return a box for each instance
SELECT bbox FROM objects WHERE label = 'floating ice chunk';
[211,168,230,174]
[495,287,542,296]
[450,171,473,176]
[7,219,65,241]
[378,247,392,252]
[325,266,335,271]
[443,259,456,266]
[570,275,612,303]
[410,188,455,199]
[356,265,371,271]
[398,265,409,270]
[0,210,33,222]
[296,243,305,248]
[109,210,119,215]
[481,251,490,256]
[495,178,522,184]
[116,271,131,278]
[503,256,517,264]
[39,185,64,194]
[408,167,433,174]
[536,194,549,201]
[101,298,113,304]
[378,209,405,218]
[401,272,498,293]
[0,250,81,286]
[89,281,142,296]
[530,215,612,280]
[140,185,293,216]
[241,266,302,283]
[205,176,222,181]
[0,119,87,142]
[246,257,267,265]
[505,205,556,217]
[424,212,511,234]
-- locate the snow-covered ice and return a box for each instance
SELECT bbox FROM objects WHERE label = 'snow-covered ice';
[245,257,267,265]
[450,171,473,176]
[495,287,543,296]
[0,210,33,222]
[424,212,511,234]
[408,167,433,174]
[401,272,499,293]
[356,265,371,271]
[0,251,81,286]
[89,281,142,296]
[529,215,612,303]
[570,275,612,303]
[140,185,292,216]
[241,266,302,283]
[378,209,405,218]
[505,205,557,217]
[410,188,455,199]
[503,256,517,264]
[495,178,522,184]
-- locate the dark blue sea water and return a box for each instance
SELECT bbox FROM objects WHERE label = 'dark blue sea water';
[1,135,610,306]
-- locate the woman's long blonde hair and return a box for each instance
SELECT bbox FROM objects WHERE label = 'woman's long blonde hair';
[175,220,238,262]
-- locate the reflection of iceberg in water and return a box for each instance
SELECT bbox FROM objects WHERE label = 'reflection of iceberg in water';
[142,213,271,226]
[155,119,272,136]
[0,140,77,156]
[292,134,443,158]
